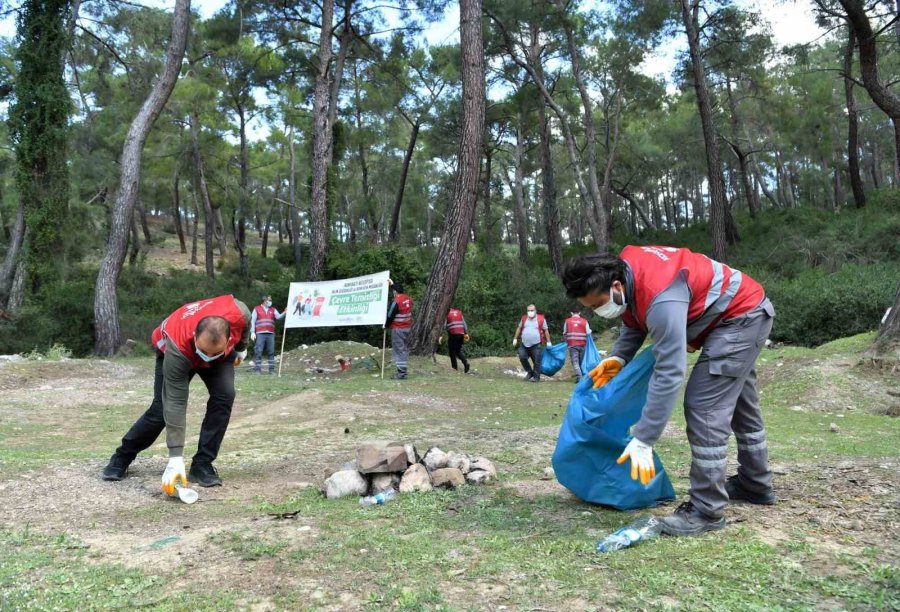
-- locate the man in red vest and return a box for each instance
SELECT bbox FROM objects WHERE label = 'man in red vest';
[562,246,775,536]
[250,294,285,374]
[385,280,413,379]
[443,306,470,373]
[102,295,251,491]
[563,309,592,383]
[513,304,552,382]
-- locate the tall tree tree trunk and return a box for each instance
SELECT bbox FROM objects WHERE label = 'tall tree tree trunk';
[288,125,303,275]
[189,112,216,280]
[0,202,25,309]
[866,284,900,364]
[308,0,335,280]
[236,108,249,279]
[839,0,900,169]
[261,180,279,260]
[7,260,26,316]
[190,191,199,266]
[725,79,759,218]
[136,198,152,243]
[172,168,187,253]
[388,117,420,242]
[681,0,729,261]
[843,26,866,207]
[93,0,190,355]
[214,208,226,256]
[512,120,529,263]
[409,0,484,355]
[481,146,496,252]
[128,214,141,266]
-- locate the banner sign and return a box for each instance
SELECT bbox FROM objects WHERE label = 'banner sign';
[284,271,390,328]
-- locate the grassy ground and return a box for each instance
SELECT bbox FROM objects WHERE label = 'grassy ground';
[1,333,898,610]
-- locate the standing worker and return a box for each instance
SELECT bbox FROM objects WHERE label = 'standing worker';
[250,294,285,375]
[101,295,250,491]
[385,280,413,380]
[513,304,551,383]
[562,246,775,536]
[563,309,592,383]
[442,307,471,373]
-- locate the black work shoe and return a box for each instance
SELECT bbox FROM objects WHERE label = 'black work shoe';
[188,463,222,487]
[523,372,534,382]
[660,502,726,536]
[390,372,407,380]
[101,454,131,481]
[464,362,470,374]
[725,475,776,505]
[530,377,541,383]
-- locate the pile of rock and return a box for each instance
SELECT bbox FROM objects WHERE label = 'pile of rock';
[324,442,497,500]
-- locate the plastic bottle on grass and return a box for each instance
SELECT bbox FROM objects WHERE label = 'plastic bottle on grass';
[596,516,662,553]
[359,488,397,506]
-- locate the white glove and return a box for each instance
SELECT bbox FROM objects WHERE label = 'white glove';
[616,437,655,485]
[162,456,187,496]
[234,350,247,366]
[546,341,552,347]
[512,338,518,348]
[250,332,256,342]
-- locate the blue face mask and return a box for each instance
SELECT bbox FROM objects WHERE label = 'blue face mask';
[195,347,224,362]
[265,301,272,308]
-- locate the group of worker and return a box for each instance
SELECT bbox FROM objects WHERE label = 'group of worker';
[102,244,776,537]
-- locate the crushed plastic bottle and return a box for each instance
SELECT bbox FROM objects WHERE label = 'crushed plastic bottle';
[596,516,663,553]
[359,488,397,506]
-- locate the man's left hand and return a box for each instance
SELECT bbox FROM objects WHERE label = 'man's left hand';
[233,350,247,366]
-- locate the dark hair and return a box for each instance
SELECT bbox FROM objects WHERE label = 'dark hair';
[392,283,404,294]
[196,316,229,343]
[561,254,627,299]
[261,294,271,302]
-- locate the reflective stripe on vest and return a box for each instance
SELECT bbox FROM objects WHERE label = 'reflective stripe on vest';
[564,316,588,346]
[254,305,277,333]
[447,309,466,334]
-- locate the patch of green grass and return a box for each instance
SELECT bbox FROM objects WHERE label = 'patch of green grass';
[212,530,287,561]
[0,528,236,610]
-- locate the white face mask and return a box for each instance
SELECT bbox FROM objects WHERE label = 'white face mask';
[593,288,627,319]
[527,310,536,319]
[265,300,272,308]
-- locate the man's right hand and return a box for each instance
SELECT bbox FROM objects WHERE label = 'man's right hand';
[589,356,626,389]
[162,457,187,496]
[250,332,256,342]
[512,338,518,348]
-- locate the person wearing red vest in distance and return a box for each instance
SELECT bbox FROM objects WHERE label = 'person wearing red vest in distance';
[442,307,470,373]
[563,309,592,383]
[102,295,251,491]
[385,280,413,380]
[513,304,552,382]
[250,294,285,374]
[562,246,775,536]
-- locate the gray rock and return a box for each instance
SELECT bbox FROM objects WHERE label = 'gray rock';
[370,473,400,493]
[431,467,465,489]
[422,447,448,471]
[465,469,494,484]
[404,444,420,465]
[399,463,432,493]
[470,457,497,477]
[447,452,471,474]
[357,442,409,474]
[324,470,368,499]
[540,467,555,481]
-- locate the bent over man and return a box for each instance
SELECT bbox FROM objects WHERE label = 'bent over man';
[562,246,775,536]
[102,295,250,491]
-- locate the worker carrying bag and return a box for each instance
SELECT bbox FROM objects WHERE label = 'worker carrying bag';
[552,347,676,511]
[540,335,603,377]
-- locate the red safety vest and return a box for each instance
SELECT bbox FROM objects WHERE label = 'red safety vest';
[619,245,764,345]
[390,293,413,329]
[446,308,466,334]
[564,315,589,347]
[254,305,277,333]
[151,295,246,369]
[519,313,546,343]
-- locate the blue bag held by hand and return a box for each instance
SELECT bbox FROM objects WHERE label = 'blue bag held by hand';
[541,335,602,377]
[552,347,676,511]
[540,343,568,376]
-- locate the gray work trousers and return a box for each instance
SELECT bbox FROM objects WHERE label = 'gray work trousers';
[568,345,585,377]
[391,328,410,374]
[685,299,775,519]
[253,332,276,373]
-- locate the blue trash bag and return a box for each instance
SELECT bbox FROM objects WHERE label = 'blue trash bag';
[541,335,602,377]
[552,347,676,510]
[540,343,568,376]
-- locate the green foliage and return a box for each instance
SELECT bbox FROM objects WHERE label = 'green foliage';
[8,0,72,291]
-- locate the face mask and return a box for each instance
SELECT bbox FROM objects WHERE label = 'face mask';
[195,348,224,362]
[527,310,536,318]
[594,288,627,319]
[265,301,272,308]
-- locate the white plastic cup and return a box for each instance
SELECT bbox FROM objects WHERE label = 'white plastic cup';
[176,484,199,504]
